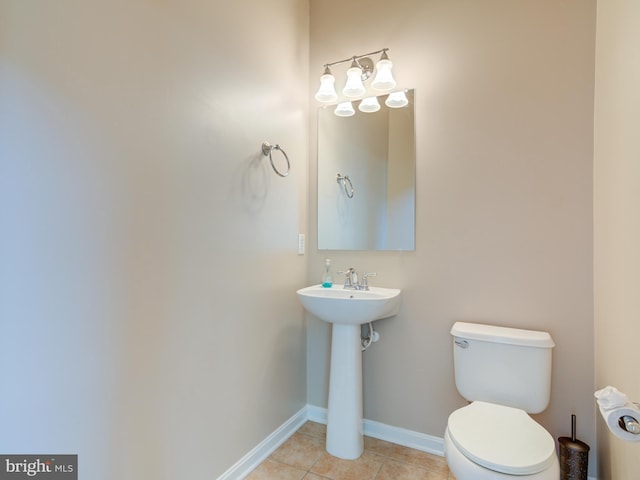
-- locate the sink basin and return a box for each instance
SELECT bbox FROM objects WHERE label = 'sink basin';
[296,284,401,325]
[297,283,402,459]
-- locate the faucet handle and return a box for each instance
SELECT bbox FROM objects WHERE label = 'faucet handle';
[360,272,377,290]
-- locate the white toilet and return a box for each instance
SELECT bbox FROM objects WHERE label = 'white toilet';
[445,322,560,479]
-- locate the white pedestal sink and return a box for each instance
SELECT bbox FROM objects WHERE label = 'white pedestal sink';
[297,284,402,459]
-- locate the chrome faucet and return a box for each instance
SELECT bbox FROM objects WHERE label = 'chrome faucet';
[340,268,376,290]
[342,268,358,289]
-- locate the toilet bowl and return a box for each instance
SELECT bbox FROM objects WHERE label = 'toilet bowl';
[444,401,559,479]
[445,322,559,480]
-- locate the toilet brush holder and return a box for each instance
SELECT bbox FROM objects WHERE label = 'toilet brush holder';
[558,414,589,480]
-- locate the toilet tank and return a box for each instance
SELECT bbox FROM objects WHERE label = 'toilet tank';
[451,322,555,414]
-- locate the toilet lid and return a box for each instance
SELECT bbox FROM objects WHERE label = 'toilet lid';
[448,401,556,475]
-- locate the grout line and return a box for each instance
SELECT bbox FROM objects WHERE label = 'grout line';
[371,456,384,480]
[260,421,450,480]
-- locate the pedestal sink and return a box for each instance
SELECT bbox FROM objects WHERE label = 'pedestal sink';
[297,284,402,459]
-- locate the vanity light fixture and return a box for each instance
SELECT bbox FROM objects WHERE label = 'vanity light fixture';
[371,50,396,90]
[385,90,409,108]
[314,66,338,103]
[334,101,356,117]
[343,59,367,97]
[314,48,397,103]
[358,96,381,113]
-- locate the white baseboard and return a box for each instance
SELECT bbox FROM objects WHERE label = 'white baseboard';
[309,406,600,480]
[306,404,444,457]
[219,404,600,480]
[217,405,308,480]
[219,404,445,479]
[365,417,445,456]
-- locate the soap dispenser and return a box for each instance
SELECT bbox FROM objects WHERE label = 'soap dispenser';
[322,258,333,288]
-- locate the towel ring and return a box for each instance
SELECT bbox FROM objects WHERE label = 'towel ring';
[336,173,354,198]
[261,141,290,177]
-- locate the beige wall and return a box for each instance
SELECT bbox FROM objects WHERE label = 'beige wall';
[594,1,640,478]
[0,0,614,477]
[308,0,597,474]
[0,1,308,478]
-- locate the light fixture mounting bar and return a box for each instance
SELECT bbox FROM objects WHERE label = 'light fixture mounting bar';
[323,48,389,69]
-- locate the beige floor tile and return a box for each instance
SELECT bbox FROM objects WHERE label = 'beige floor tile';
[245,459,307,480]
[363,436,394,457]
[248,422,453,480]
[310,451,383,480]
[270,433,325,470]
[376,459,448,480]
[386,444,449,476]
[297,421,327,439]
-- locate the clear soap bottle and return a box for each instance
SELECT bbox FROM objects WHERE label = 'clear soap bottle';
[322,258,333,288]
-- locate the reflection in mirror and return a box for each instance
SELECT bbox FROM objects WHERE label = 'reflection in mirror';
[318,89,415,251]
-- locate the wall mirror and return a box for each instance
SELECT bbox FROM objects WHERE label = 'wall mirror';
[317,89,415,251]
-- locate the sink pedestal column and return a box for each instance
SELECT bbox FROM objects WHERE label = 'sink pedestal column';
[326,323,363,459]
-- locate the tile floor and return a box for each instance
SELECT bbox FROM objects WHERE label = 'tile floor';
[246,421,456,480]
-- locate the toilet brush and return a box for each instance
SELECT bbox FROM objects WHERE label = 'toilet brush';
[558,414,589,480]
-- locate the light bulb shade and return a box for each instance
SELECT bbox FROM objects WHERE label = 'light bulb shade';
[358,96,381,113]
[371,58,396,91]
[385,91,409,108]
[334,102,355,117]
[315,73,338,103]
[343,67,366,97]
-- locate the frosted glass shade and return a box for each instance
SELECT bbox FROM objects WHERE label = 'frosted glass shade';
[371,59,396,91]
[343,67,366,98]
[385,91,408,108]
[334,102,355,117]
[358,96,381,113]
[315,73,338,103]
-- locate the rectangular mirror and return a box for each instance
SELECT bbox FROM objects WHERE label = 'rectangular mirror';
[317,89,415,251]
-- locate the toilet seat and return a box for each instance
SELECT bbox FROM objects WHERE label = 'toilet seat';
[447,401,556,475]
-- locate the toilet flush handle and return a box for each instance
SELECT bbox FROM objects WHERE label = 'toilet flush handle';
[455,339,469,349]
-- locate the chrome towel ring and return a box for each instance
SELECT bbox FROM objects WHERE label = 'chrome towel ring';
[261,141,290,177]
[336,173,354,198]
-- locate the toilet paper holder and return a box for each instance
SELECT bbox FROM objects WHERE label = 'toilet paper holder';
[619,412,640,435]
[595,387,640,442]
